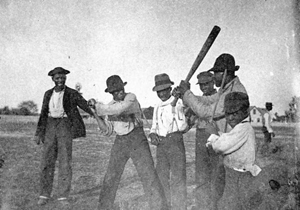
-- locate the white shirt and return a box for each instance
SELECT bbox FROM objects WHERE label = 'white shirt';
[48,90,66,118]
[150,96,188,137]
[263,111,274,133]
[207,117,261,176]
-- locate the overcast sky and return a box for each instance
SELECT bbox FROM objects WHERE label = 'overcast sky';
[1,0,299,115]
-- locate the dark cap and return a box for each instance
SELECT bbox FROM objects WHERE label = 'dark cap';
[208,53,240,73]
[105,75,127,93]
[48,67,70,76]
[266,102,273,107]
[224,92,249,114]
[196,71,214,84]
[152,73,174,92]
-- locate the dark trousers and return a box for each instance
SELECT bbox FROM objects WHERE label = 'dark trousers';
[218,167,255,210]
[39,117,73,198]
[261,126,272,153]
[98,127,168,210]
[156,132,187,210]
[195,128,225,210]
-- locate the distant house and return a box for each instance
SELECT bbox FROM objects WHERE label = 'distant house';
[249,106,267,126]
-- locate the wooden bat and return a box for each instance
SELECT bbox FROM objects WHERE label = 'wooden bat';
[171,25,221,107]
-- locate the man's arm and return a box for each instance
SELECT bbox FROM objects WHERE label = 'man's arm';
[183,90,218,119]
[96,93,139,116]
[75,92,94,116]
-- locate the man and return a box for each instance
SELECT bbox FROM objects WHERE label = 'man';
[174,53,248,210]
[88,75,168,210]
[33,67,93,206]
[193,71,218,210]
[149,73,188,210]
[261,102,275,154]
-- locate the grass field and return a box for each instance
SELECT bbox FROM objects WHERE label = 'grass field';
[0,115,299,210]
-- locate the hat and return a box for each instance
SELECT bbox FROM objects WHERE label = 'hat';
[208,53,240,73]
[196,71,214,84]
[152,73,174,92]
[224,92,249,114]
[105,75,127,93]
[48,67,70,76]
[266,102,273,107]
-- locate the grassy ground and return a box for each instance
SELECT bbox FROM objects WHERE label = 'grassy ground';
[0,115,298,210]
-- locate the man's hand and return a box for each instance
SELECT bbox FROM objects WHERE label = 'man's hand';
[149,133,160,146]
[33,136,44,145]
[178,80,190,95]
[88,98,96,109]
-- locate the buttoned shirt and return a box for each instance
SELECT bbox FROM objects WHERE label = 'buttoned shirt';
[95,93,143,136]
[150,96,188,137]
[183,76,247,133]
[207,117,261,176]
[197,89,217,129]
[48,89,66,118]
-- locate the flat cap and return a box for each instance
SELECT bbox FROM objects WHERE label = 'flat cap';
[224,92,249,114]
[196,71,214,84]
[48,67,70,76]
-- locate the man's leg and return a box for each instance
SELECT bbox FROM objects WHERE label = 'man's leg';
[195,128,214,210]
[167,133,187,210]
[56,118,73,199]
[156,140,171,207]
[130,127,168,210]
[39,118,58,199]
[211,156,225,210]
[98,135,130,210]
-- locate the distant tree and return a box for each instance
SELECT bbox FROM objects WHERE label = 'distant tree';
[18,100,38,115]
[1,106,10,115]
[143,106,154,119]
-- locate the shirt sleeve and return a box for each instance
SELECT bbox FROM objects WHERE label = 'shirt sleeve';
[150,105,158,134]
[211,125,248,154]
[183,90,218,118]
[95,93,139,116]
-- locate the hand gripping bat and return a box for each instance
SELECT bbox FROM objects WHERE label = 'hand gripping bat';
[171,25,221,107]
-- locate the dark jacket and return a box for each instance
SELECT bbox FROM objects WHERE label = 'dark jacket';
[35,86,93,139]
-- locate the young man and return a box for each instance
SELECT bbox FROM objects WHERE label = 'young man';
[206,92,261,210]
[33,67,93,206]
[173,53,248,210]
[193,71,218,210]
[88,75,168,210]
[261,102,275,153]
[149,73,188,210]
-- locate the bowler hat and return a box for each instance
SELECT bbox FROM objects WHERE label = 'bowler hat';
[152,73,174,92]
[105,75,127,93]
[196,71,214,84]
[266,102,273,107]
[224,92,249,114]
[208,53,240,73]
[48,67,70,76]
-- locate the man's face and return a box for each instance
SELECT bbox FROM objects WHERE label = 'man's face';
[199,81,214,95]
[266,105,273,111]
[157,87,171,102]
[213,72,224,87]
[111,88,126,101]
[225,109,248,128]
[52,73,66,90]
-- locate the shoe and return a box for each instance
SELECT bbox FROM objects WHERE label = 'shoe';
[37,196,49,205]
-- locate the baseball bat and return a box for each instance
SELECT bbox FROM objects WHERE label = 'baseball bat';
[171,25,221,107]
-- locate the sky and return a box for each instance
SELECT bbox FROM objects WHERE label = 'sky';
[1,0,299,115]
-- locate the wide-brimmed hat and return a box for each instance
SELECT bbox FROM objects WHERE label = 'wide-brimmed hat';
[152,73,174,92]
[266,102,273,107]
[48,67,70,76]
[105,75,127,93]
[196,71,214,84]
[208,53,240,73]
[224,92,249,114]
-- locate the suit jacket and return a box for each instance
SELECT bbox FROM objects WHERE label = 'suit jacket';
[35,86,93,139]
